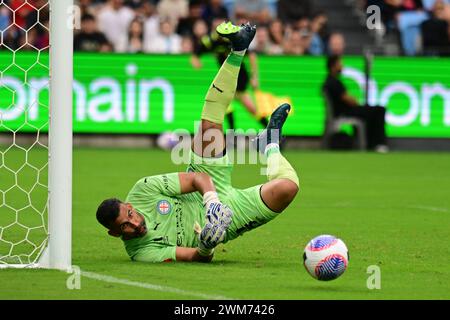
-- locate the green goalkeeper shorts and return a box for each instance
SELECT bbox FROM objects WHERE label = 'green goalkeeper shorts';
[187,151,279,243]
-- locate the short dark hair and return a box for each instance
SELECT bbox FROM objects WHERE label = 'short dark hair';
[96,198,122,229]
[327,54,341,72]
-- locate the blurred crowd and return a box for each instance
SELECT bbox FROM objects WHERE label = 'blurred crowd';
[0,0,49,51]
[364,0,450,55]
[0,0,448,56]
[0,0,344,56]
[70,0,343,56]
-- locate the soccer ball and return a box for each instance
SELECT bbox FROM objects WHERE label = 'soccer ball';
[303,235,349,281]
[156,131,179,150]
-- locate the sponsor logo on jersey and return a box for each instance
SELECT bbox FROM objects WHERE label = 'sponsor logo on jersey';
[156,200,172,215]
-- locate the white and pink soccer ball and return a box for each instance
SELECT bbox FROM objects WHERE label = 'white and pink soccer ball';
[156,131,179,150]
[303,235,349,281]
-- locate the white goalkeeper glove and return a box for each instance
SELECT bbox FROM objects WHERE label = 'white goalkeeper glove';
[203,191,221,212]
[203,191,233,226]
[195,192,233,257]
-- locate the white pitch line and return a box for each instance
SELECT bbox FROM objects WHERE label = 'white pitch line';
[407,205,449,213]
[300,203,450,213]
[81,270,234,300]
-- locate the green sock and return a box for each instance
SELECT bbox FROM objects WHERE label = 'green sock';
[265,144,299,187]
[201,51,245,124]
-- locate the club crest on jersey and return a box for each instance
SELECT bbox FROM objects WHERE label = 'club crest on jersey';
[156,200,172,215]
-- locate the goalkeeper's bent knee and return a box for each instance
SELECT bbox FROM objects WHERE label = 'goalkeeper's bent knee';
[266,147,300,188]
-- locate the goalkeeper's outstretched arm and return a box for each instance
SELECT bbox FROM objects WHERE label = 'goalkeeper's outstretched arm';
[177,172,233,263]
[178,172,215,195]
[175,247,213,263]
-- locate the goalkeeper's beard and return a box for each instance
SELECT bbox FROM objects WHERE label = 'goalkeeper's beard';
[127,214,147,239]
[135,220,147,237]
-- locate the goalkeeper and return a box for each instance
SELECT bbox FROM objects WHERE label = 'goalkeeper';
[96,22,299,263]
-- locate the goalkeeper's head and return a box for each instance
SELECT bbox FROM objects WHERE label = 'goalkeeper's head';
[96,198,148,239]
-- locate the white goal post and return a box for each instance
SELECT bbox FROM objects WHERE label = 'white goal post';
[0,0,73,270]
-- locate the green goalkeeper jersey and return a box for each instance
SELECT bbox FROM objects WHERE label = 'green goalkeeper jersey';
[122,153,280,263]
[123,173,204,263]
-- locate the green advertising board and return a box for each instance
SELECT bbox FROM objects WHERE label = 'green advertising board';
[0,52,449,137]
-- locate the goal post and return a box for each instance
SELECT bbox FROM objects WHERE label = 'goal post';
[46,0,73,270]
[0,0,73,270]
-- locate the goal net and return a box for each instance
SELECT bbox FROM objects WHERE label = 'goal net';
[0,0,72,269]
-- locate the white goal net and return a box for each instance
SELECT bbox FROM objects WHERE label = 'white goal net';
[0,0,72,269]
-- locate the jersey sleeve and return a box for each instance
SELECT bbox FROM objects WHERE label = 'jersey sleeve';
[130,173,181,198]
[131,245,176,263]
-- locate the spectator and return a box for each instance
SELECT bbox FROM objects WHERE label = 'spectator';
[192,19,209,44]
[97,0,135,52]
[202,0,229,27]
[309,12,328,55]
[23,0,49,42]
[22,27,44,50]
[75,14,110,52]
[328,32,346,55]
[434,0,450,20]
[34,13,49,49]
[294,16,311,31]
[177,0,204,36]
[268,19,285,47]
[2,25,18,50]
[78,0,98,17]
[0,6,10,31]
[316,11,330,42]
[421,0,450,55]
[191,16,228,69]
[140,2,160,51]
[181,35,194,53]
[12,17,48,50]
[369,0,449,55]
[323,55,388,152]
[9,0,35,29]
[233,0,274,24]
[283,28,310,55]
[376,0,401,30]
[5,0,48,51]
[145,19,182,53]
[277,0,312,23]
[393,0,430,55]
[126,18,144,53]
[189,19,208,68]
[157,0,189,25]
[250,25,283,54]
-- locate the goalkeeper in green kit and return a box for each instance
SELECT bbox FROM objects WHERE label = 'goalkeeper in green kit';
[96,22,299,263]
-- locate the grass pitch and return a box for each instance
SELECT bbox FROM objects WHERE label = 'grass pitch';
[0,148,449,299]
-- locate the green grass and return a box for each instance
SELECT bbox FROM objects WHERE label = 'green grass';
[1,148,449,299]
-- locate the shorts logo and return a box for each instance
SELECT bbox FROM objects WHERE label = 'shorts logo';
[157,200,171,215]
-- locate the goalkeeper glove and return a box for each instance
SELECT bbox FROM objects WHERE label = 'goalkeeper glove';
[203,191,233,227]
[195,192,234,257]
[194,222,212,257]
[195,221,227,257]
